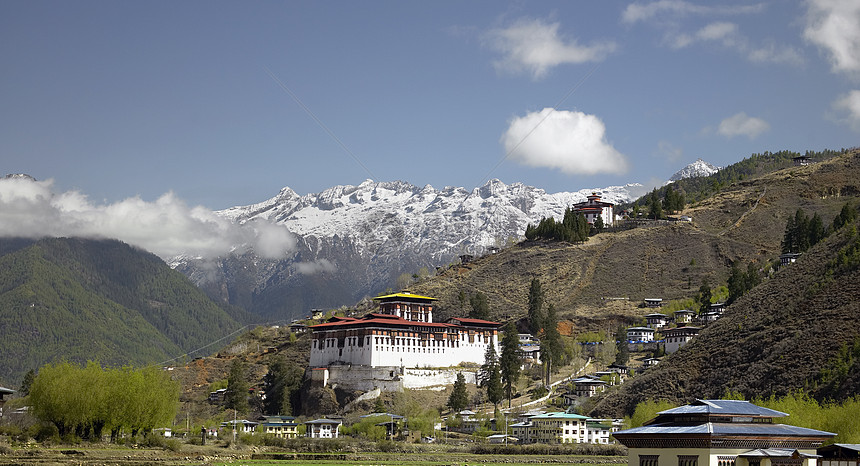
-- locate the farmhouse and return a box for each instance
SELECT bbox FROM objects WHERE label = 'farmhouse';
[674,309,695,324]
[819,444,860,466]
[572,376,607,397]
[572,193,615,226]
[662,326,700,354]
[613,399,834,466]
[0,386,13,419]
[644,298,664,308]
[646,313,669,329]
[628,327,656,343]
[305,418,342,439]
[259,416,299,438]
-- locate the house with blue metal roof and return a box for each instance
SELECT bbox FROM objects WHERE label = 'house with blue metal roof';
[613,399,835,466]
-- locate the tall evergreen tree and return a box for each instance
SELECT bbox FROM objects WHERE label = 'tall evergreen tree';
[499,321,521,407]
[542,304,563,386]
[648,190,663,220]
[263,356,304,416]
[697,279,712,314]
[448,372,468,413]
[727,263,745,304]
[480,344,504,407]
[614,325,629,365]
[225,358,249,413]
[469,292,490,320]
[527,278,544,335]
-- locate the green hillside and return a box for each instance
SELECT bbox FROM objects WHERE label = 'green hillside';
[0,238,244,386]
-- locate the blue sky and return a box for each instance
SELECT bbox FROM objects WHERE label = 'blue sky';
[2,0,860,213]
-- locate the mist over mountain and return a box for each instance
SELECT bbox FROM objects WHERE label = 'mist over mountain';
[174,179,644,321]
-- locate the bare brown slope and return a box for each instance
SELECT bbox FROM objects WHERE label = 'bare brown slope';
[590,220,860,418]
[413,150,860,333]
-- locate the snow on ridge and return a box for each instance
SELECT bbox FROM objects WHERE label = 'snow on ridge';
[670,159,720,181]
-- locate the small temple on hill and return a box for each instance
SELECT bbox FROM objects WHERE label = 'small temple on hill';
[309,292,501,370]
[572,193,615,226]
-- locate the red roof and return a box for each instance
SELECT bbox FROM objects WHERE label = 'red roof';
[446,317,502,326]
[310,313,500,331]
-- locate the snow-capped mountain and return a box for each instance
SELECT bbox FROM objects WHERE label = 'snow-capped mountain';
[176,179,641,321]
[670,159,720,181]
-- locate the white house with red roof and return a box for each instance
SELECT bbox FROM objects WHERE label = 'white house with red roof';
[572,193,615,226]
[309,292,501,370]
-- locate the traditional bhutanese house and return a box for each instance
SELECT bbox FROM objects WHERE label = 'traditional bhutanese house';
[780,253,802,267]
[643,357,661,367]
[305,418,342,439]
[0,386,14,419]
[488,433,519,444]
[309,292,501,369]
[628,327,656,343]
[613,399,835,466]
[645,298,664,308]
[528,412,591,444]
[572,193,615,226]
[259,416,299,438]
[662,326,701,354]
[609,363,629,376]
[573,376,608,397]
[587,420,613,444]
[221,419,258,434]
[518,344,542,365]
[818,444,860,466]
[289,321,307,334]
[710,303,727,314]
[675,310,695,324]
[793,155,812,166]
[646,313,669,329]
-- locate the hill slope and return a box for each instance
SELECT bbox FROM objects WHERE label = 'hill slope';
[591,214,860,417]
[0,238,244,386]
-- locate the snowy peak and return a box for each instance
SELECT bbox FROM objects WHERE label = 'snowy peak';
[670,159,720,181]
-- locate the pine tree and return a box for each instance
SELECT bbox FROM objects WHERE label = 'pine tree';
[542,304,562,386]
[499,321,521,407]
[697,279,712,314]
[614,325,629,365]
[727,263,745,304]
[225,359,249,413]
[481,344,504,407]
[527,278,544,335]
[648,190,663,220]
[469,292,490,320]
[263,356,304,415]
[19,369,36,397]
[448,372,468,413]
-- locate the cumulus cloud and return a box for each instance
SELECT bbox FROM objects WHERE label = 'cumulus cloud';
[295,259,337,275]
[0,176,296,260]
[831,90,860,130]
[485,18,616,79]
[501,108,629,175]
[622,1,765,24]
[717,112,770,138]
[804,0,860,76]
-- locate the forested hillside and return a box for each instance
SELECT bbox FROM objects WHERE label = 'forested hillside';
[0,238,245,386]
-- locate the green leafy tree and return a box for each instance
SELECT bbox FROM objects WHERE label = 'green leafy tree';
[263,356,304,416]
[527,278,544,335]
[469,292,490,320]
[225,358,249,413]
[499,322,521,407]
[448,372,468,413]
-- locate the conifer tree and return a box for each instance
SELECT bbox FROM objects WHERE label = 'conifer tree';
[448,372,468,413]
[697,279,712,313]
[263,356,304,416]
[469,292,490,320]
[542,304,563,386]
[225,358,249,413]
[614,325,629,365]
[527,278,544,335]
[499,321,521,407]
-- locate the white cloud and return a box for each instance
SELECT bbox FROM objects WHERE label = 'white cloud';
[667,21,802,64]
[485,18,616,79]
[295,259,337,275]
[832,90,860,130]
[0,176,296,260]
[804,0,860,75]
[501,108,629,175]
[717,112,770,138]
[622,1,765,24]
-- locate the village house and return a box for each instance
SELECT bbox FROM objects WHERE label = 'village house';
[646,313,669,329]
[573,376,608,397]
[221,419,258,434]
[309,292,501,371]
[674,309,695,324]
[780,253,802,267]
[643,357,661,368]
[0,386,13,419]
[608,363,629,376]
[662,326,701,353]
[628,327,656,343]
[613,399,835,466]
[289,321,307,334]
[793,155,813,166]
[259,415,299,438]
[527,412,591,444]
[305,418,342,439]
[572,193,616,226]
[818,444,860,466]
[644,298,664,308]
[587,420,613,444]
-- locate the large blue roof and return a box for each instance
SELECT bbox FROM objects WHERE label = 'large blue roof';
[657,399,788,417]
[615,422,835,438]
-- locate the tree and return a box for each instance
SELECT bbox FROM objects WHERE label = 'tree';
[469,292,490,320]
[648,190,663,220]
[593,215,605,232]
[527,278,544,335]
[19,369,35,397]
[542,304,563,386]
[727,262,745,304]
[480,341,504,406]
[448,372,468,413]
[263,356,304,416]
[833,202,858,231]
[225,359,249,413]
[499,321,521,407]
[614,325,629,365]
[697,279,712,313]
